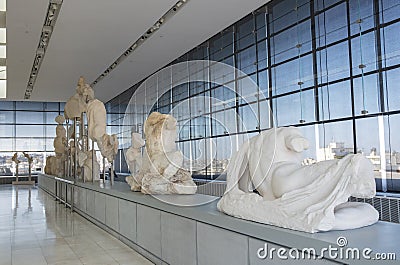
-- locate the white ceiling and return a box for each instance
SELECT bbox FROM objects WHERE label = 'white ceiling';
[6,0,269,103]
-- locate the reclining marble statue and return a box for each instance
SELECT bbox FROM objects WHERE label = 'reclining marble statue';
[126,112,197,194]
[217,127,379,233]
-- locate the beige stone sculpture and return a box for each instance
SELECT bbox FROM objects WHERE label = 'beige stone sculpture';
[125,132,145,189]
[83,84,118,163]
[78,150,100,182]
[64,77,89,119]
[44,155,57,175]
[126,112,197,194]
[12,152,20,178]
[217,127,379,233]
[53,115,67,176]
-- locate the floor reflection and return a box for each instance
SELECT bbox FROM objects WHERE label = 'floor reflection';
[0,185,153,265]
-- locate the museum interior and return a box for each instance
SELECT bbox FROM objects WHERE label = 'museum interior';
[1,0,400,264]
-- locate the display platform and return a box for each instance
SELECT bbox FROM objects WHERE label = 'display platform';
[38,174,399,265]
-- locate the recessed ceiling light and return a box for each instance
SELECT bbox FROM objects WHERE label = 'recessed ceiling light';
[24,1,63,99]
[90,0,189,87]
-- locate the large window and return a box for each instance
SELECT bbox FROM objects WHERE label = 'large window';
[0,102,64,175]
[107,0,400,192]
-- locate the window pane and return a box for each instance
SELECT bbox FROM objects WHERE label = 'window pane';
[0,102,13,110]
[16,125,44,137]
[16,111,43,124]
[317,42,350,83]
[257,41,268,70]
[190,116,209,138]
[271,20,311,64]
[45,125,57,138]
[381,23,400,68]
[274,89,315,126]
[259,99,271,130]
[237,74,258,105]
[16,102,44,111]
[356,117,383,180]
[210,61,235,87]
[353,74,380,115]
[381,0,400,23]
[45,112,60,124]
[171,98,190,122]
[384,67,400,111]
[0,139,13,151]
[191,139,208,178]
[0,111,13,123]
[157,91,171,108]
[297,125,317,162]
[189,81,207,96]
[315,0,341,11]
[387,114,400,191]
[258,69,269,97]
[319,81,352,120]
[210,85,236,112]
[172,83,188,103]
[270,0,310,34]
[209,29,234,60]
[316,2,347,47]
[178,119,190,141]
[255,11,267,41]
[236,14,255,50]
[211,108,237,136]
[15,138,45,152]
[211,136,234,179]
[0,125,13,137]
[238,103,259,132]
[44,102,59,111]
[272,54,313,95]
[236,45,257,76]
[317,120,354,161]
[190,92,209,116]
[351,31,377,75]
[349,0,375,34]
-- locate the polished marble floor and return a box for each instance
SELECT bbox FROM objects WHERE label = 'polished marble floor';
[0,185,153,265]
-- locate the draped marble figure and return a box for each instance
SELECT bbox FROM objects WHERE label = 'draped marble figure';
[217,127,379,233]
[83,84,118,163]
[126,112,197,194]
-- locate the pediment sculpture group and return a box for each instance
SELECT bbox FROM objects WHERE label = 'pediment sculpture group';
[124,113,378,233]
[45,77,118,182]
[45,76,379,233]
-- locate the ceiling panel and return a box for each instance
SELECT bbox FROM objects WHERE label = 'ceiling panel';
[6,0,270,102]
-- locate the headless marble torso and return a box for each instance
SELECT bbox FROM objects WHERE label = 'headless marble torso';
[218,127,379,233]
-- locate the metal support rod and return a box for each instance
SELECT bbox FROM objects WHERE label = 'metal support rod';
[28,162,31,182]
[80,112,85,153]
[65,183,68,208]
[16,164,19,182]
[92,140,95,183]
[54,178,58,201]
[74,117,78,181]
[110,162,114,186]
[65,119,69,177]
[102,157,106,184]
[70,185,74,212]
